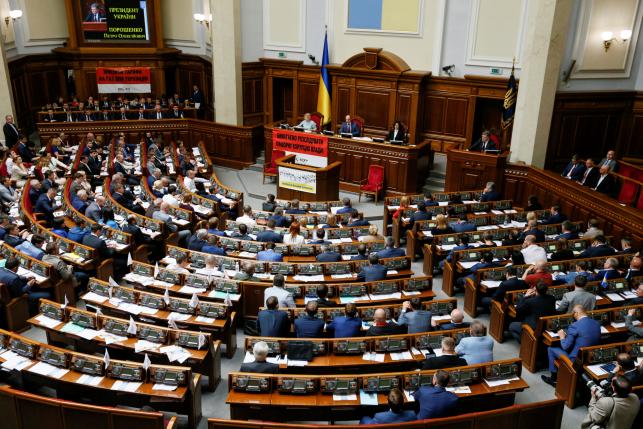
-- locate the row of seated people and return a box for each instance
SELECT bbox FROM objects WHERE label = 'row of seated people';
[559,150,620,195]
[40,105,192,123]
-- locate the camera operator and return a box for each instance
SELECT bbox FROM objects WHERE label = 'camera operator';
[580,375,640,429]
[604,353,643,388]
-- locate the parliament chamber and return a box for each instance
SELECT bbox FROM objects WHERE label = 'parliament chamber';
[0,1,642,429]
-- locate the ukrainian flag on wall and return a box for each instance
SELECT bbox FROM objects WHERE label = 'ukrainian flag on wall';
[317,32,331,125]
[348,0,420,32]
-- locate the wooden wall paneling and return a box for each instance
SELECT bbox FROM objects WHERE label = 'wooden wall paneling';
[355,89,391,131]
[296,80,319,117]
[444,97,468,136]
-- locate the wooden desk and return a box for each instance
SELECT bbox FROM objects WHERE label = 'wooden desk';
[445,149,508,192]
[276,154,342,202]
[264,125,431,195]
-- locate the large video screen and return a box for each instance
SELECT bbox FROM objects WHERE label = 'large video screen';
[81,0,150,43]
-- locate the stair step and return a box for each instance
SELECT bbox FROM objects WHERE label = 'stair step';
[247,164,264,172]
[429,170,446,179]
[423,184,445,194]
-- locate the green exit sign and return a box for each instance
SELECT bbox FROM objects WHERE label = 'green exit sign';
[278,52,286,58]
[490,68,502,75]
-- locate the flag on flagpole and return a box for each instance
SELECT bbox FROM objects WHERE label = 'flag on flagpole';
[502,60,518,129]
[600,271,608,289]
[316,31,331,125]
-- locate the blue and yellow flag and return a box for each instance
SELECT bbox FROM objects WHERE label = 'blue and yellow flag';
[502,63,517,129]
[316,32,331,125]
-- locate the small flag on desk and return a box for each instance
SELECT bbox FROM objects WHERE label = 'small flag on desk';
[189,293,199,309]
[225,291,233,307]
[109,276,119,288]
[316,30,331,125]
[163,287,170,305]
[601,271,608,289]
[127,316,137,335]
[154,262,160,279]
[502,61,518,129]
[127,252,133,266]
[62,295,69,310]
[143,353,151,370]
[103,349,111,367]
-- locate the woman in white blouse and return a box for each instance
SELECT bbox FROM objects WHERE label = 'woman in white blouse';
[11,156,29,187]
[283,221,305,245]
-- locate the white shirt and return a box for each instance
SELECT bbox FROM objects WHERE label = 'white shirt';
[166,263,190,275]
[297,119,317,131]
[163,194,180,206]
[283,233,305,245]
[236,214,256,227]
[521,245,548,265]
[594,174,608,190]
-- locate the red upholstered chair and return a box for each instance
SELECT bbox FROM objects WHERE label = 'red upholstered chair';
[359,164,385,203]
[310,112,324,131]
[353,116,365,136]
[263,150,285,184]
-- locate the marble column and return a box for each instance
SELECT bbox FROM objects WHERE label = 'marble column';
[210,0,243,125]
[509,0,574,167]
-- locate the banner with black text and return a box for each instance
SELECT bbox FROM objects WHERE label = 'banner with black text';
[272,129,328,168]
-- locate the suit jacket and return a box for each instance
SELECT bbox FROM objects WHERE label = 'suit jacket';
[598,158,618,172]
[376,247,406,258]
[351,254,368,261]
[542,213,567,225]
[294,315,325,338]
[256,249,283,262]
[439,322,470,331]
[561,316,602,360]
[85,12,105,22]
[491,277,528,302]
[187,235,207,252]
[326,316,362,338]
[421,354,468,370]
[594,175,614,194]
[256,230,282,244]
[347,219,370,227]
[122,223,151,245]
[0,267,29,298]
[594,268,621,282]
[263,286,295,308]
[360,410,416,425]
[479,190,501,202]
[34,193,55,223]
[0,184,16,203]
[201,244,226,256]
[558,289,596,313]
[239,361,279,374]
[365,322,405,337]
[397,309,432,334]
[82,233,114,259]
[357,264,388,282]
[455,336,494,365]
[257,309,290,337]
[579,245,616,258]
[515,294,556,329]
[387,129,406,142]
[469,139,497,152]
[562,161,586,181]
[3,123,20,147]
[316,251,341,262]
[452,222,476,233]
[580,393,640,429]
[518,228,546,243]
[268,215,290,228]
[550,249,575,261]
[579,167,600,188]
[413,386,458,420]
[85,202,102,222]
[339,121,360,136]
[556,231,579,240]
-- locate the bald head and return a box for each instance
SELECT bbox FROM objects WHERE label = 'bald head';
[451,309,464,323]
[534,260,548,272]
[373,308,386,323]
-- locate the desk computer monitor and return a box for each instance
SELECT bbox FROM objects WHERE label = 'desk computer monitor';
[340,133,353,139]
[293,126,305,132]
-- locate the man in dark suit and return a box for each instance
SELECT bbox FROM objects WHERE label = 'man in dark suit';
[469,130,497,152]
[0,257,51,314]
[294,301,325,338]
[508,281,556,343]
[262,194,277,212]
[256,242,283,262]
[357,254,388,282]
[82,224,114,259]
[479,181,501,202]
[308,228,330,245]
[366,308,406,336]
[3,114,20,148]
[577,158,600,188]
[85,3,105,21]
[311,284,334,308]
[542,304,602,386]
[480,266,527,311]
[593,165,614,195]
[239,341,279,374]
[420,337,468,370]
[112,183,145,216]
[326,303,362,337]
[192,85,205,119]
[347,211,369,227]
[268,207,290,228]
[556,221,579,240]
[593,257,622,282]
[376,237,405,258]
[435,309,470,331]
[285,199,306,214]
[316,245,341,262]
[561,155,586,181]
[17,137,37,163]
[34,187,57,226]
[336,197,354,215]
[542,205,567,225]
[409,201,431,228]
[256,220,282,243]
[121,215,154,247]
[187,229,208,252]
[518,219,546,243]
[579,236,616,258]
[339,114,360,137]
[257,296,290,337]
[351,244,369,261]
[360,388,416,424]
[413,370,459,419]
[598,150,618,172]
[28,180,43,207]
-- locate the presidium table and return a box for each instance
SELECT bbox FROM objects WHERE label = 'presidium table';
[265,124,431,196]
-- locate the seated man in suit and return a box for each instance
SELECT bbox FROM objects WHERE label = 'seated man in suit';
[556,220,579,240]
[308,228,330,245]
[579,235,616,258]
[257,296,290,337]
[339,114,360,137]
[351,243,369,261]
[469,130,496,152]
[82,223,115,259]
[201,235,226,256]
[326,303,362,338]
[187,229,208,252]
[376,236,405,258]
[34,186,58,226]
[439,235,472,270]
[294,300,325,338]
[16,234,46,260]
[256,242,283,262]
[285,199,306,215]
[542,205,567,225]
[434,309,470,331]
[357,253,388,282]
[518,220,546,243]
[263,274,295,308]
[542,304,602,386]
[347,211,369,227]
[256,220,282,243]
[480,266,527,311]
[455,251,501,289]
[551,238,575,261]
[479,181,501,202]
[262,194,277,212]
[409,201,431,228]
[366,308,406,336]
[561,154,586,181]
[594,257,622,282]
[624,256,642,282]
[336,197,354,215]
[455,320,493,364]
[316,244,341,262]
[231,223,252,241]
[625,306,643,338]
[71,190,90,214]
[28,179,43,207]
[360,388,416,424]
[312,284,334,308]
[0,257,52,314]
[558,275,596,313]
[397,297,432,334]
[577,158,600,188]
[618,237,636,255]
[598,149,618,172]
[509,281,556,343]
[420,337,467,370]
[592,165,614,195]
[413,370,459,419]
[268,207,291,228]
[239,341,279,374]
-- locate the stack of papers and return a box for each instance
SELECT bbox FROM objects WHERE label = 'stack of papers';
[123,273,154,286]
[111,380,142,392]
[35,315,62,329]
[331,274,354,279]
[369,292,401,300]
[160,345,191,363]
[446,385,472,394]
[238,251,257,259]
[546,331,560,338]
[167,313,191,321]
[389,351,413,361]
[339,295,370,304]
[27,362,69,379]
[484,377,519,387]
[459,261,478,269]
[151,280,175,288]
[587,363,609,376]
[402,290,421,296]
[481,280,502,288]
[333,394,357,401]
[134,340,160,353]
[179,286,207,294]
[292,275,325,282]
[362,352,385,362]
[0,350,33,371]
[286,359,308,367]
[82,292,108,303]
[195,316,215,324]
[97,330,128,345]
[359,390,378,405]
[153,383,178,391]
[605,293,625,302]
[77,374,104,386]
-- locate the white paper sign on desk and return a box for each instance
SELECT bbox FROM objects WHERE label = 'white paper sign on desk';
[359,390,379,405]
[333,393,357,401]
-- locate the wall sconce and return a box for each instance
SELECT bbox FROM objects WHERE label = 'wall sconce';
[4,9,22,26]
[601,29,632,51]
[193,13,212,30]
